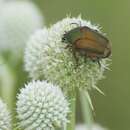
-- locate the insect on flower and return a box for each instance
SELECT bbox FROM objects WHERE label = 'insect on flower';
[62,23,111,66]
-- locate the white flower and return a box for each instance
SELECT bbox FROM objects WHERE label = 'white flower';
[16,80,69,130]
[0,99,11,130]
[0,1,44,57]
[25,16,110,92]
[76,124,107,130]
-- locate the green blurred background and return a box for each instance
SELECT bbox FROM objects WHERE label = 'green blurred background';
[33,0,130,130]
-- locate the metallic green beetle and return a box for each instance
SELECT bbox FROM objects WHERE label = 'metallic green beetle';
[62,26,111,64]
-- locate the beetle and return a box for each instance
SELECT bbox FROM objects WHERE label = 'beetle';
[62,25,111,65]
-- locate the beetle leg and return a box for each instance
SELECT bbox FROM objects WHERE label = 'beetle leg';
[84,54,88,63]
[72,45,79,66]
[84,56,86,63]
[65,44,70,49]
[97,60,101,67]
[73,49,79,64]
[92,57,101,67]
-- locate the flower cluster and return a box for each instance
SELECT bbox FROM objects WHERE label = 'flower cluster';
[25,16,109,92]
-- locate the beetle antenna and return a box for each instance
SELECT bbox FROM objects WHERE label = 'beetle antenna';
[97,60,101,67]
[70,21,82,27]
[70,22,80,27]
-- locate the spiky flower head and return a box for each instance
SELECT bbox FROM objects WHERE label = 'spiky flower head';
[0,99,11,130]
[16,80,69,130]
[76,124,107,130]
[25,16,110,92]
[0,1,44,57]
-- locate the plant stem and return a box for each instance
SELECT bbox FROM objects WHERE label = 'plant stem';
[80,90,94,128]
[67,90,76,130]
[0,63,16,110]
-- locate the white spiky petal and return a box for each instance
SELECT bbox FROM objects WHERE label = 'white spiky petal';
[76,124,107,130]
[0,99,11,130]
[0,1,44,57]
[25,16,110,92]
[16,80,69,130]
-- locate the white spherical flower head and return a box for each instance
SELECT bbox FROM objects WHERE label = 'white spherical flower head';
[0,1,44,57]
[16,80,69,130]
[25,28,49,79]
[25,16,110,92]
[76,124,107,130]
[0,99,11,130]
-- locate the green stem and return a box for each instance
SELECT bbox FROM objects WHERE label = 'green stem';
[0,63,16,110]
[67,90,76,130]
[80,90,94,128]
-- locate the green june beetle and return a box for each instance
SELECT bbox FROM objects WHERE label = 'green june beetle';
[62,25,111,65]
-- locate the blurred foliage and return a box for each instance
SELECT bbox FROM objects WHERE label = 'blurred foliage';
[33,0,130,130]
